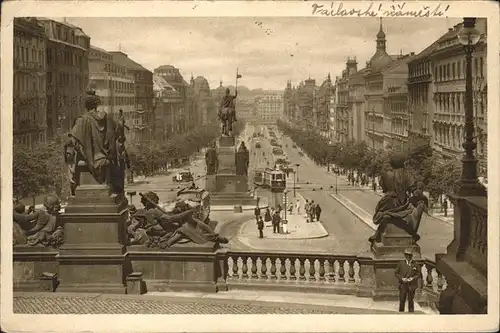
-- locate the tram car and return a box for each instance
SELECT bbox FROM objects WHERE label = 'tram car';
[253,168,286,191]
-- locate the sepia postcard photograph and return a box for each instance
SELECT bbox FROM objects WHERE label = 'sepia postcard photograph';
[1,1,499,332]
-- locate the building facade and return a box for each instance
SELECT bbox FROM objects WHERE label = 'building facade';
[13,18,47,148]
[110,51,154,143]
[189,76,215,126]
[347,64,367,143]
[154,65,189,132]
[316,74,334,138]
[429,19,487,168]
[407,41,439,147]
[39,18,90,139]
[255,92,283,121]
[153,74,184,142]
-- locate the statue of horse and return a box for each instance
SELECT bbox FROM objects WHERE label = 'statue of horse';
[219,106,234,136]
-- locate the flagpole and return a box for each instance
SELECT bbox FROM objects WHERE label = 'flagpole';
[235,68,239,92]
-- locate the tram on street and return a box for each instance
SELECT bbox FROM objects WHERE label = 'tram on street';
[253,167,286,191]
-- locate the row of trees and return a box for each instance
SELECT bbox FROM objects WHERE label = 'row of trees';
[277,120,462,202]
[13,121,245,201]
[127,121,245,177]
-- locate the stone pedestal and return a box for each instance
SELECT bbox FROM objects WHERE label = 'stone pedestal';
[56,180,129,294]
[206,136,257,207]
[368,224,421,300]
[13,245,58,292]
[127,243,221,293]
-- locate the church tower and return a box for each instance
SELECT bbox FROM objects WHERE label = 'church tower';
[376,18,386,51]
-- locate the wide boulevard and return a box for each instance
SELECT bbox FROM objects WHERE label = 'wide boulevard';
[125,123,453,259]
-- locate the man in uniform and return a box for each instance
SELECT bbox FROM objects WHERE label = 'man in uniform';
[395,248,421,312]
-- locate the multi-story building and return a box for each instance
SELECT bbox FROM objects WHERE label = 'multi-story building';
[429,18,487,168]
[88,47,136,141]
[316,74,334,138]
[238,98,257,122]
[347,64,368,143]
[39,18,90,139]
[364,20,414,150]
[110,51,154,143]
[328,85,337,141]
[153,74,184,142]
[283,81,294,122]
[13,18,47,147]
[154,65,189,131]
[189,75,215,126]
[335,71,350,143]
[407,40,439,147]
[255,92,283,121]
[387,84,410,150]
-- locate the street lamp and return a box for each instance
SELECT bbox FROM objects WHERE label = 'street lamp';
[283,188,288,219]
[292,170,296,198]
[295,163,300,183]
[58,114,67,198]
[456,17,486,196]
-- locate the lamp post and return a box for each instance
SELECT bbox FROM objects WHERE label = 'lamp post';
[371,107,376,190]
[283,189,288,223]
[456,17,486,196]
[58,114,67,198]
[295,163,300,183]
[293,170,296,198]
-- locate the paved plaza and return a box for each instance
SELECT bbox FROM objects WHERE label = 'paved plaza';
[13,291,434,314]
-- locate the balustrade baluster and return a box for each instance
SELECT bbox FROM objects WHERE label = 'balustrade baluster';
[328,259,335,282]
[251,256,258,279]
[270,258,278,280]
[260,257,268,279]
[241,256,249,279]
[318,259,326,281]
[232,256,239,279]
[280,258,287,280]
[308,258,316,281]
[289,258,297,280]
[425,264,434,287]
[338,260,345,282]
[299,258,306,281]
[348,260,355,283]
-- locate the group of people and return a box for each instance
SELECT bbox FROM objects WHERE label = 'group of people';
[303,199,322,223]
[254,205,289,238]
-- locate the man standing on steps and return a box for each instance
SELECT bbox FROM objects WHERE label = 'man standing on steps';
[395,248,421,313]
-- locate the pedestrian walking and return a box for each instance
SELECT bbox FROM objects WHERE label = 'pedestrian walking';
[304,200,310,222]
[395,248,421,313]
[296,199,301,215]
[272,211,280,233]
[288,203,293,215]
[257,215,264,239]
[264,207,272,224]
[315,204,322,222]
[309,201,316,222]
[254,205,261,222]
[443,199,448,217]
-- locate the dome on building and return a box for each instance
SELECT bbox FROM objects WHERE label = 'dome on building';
[193,76,210,95]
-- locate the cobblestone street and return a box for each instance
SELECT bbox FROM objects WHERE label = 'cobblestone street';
[13,293,383,314]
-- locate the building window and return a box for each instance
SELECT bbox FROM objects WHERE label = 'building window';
[457,61,461,78]
[480,57,484,77]
[452,63,456,79]
[474,58,478,77]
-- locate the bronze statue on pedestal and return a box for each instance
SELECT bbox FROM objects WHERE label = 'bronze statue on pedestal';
[235,141,249,176]
[13,195,64,248]
[205,142,219,175]
[65,90,125,196]
[127,191,229,248]
[369,153,429,245]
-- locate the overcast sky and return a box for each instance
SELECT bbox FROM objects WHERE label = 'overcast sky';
[67,17,462,90]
